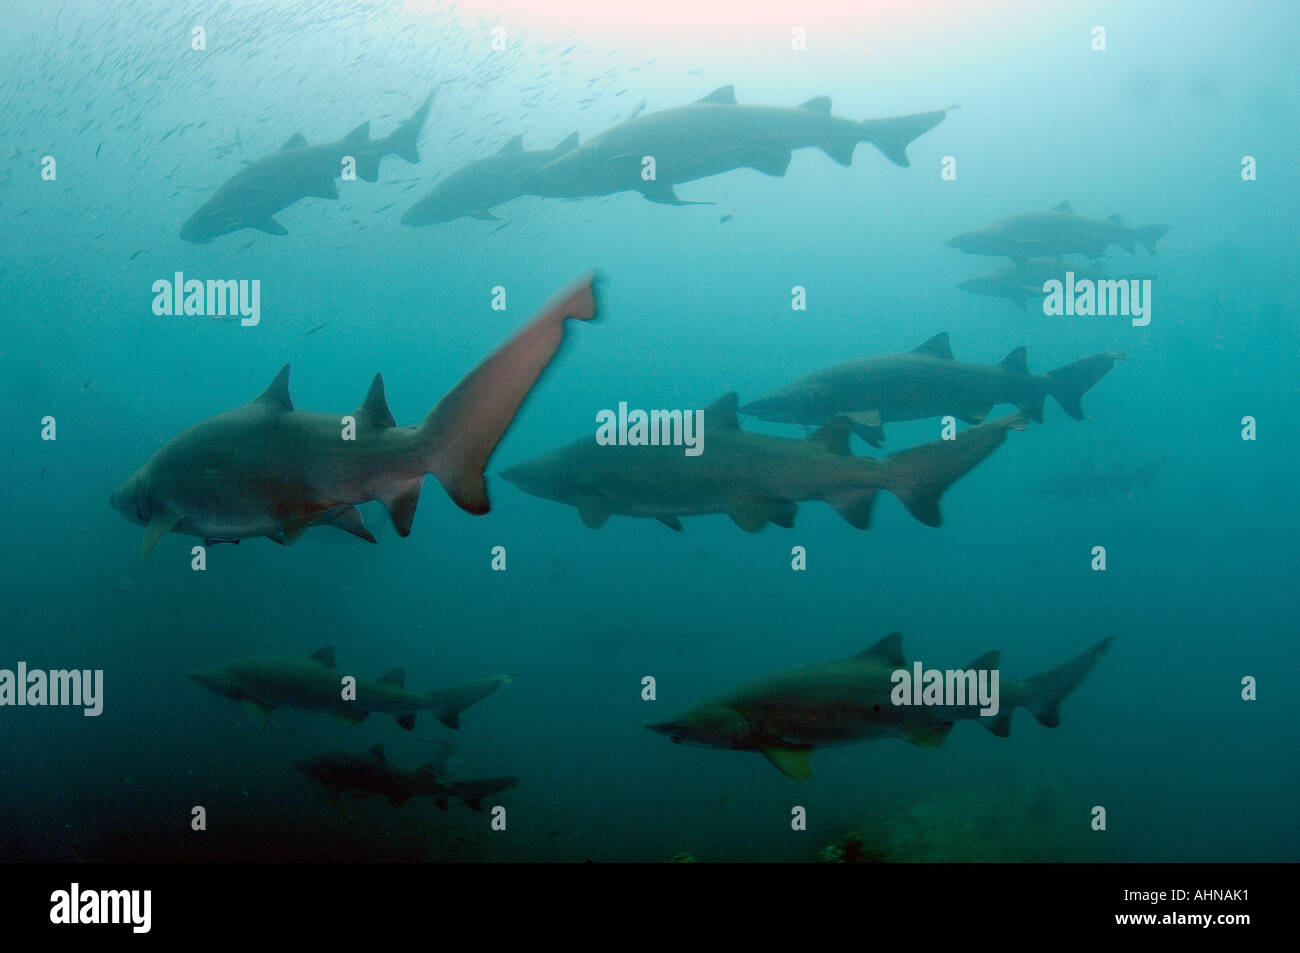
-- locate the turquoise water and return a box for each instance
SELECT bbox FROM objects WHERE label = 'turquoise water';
[1,0,1296,862]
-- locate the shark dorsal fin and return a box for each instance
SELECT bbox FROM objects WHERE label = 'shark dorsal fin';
[310,646,336,667]
[354,374,397,428]
[378,668,405,687]
[697,85,737,105]
[281,133,307,151]
[1106,213,1123,225]
[498,135,524,154]
[369,743,386,761]
[911,333,953,360]
[966,649,1000,671]
[1052,201,1074,214]
[799,96,832,115]
[998,346,1029,375]
[252,365,294,412]
[856,632,905,666]
[555,131,579,152]
[809,417,852,455]
[344,121,370,143]
[703,392,740,429]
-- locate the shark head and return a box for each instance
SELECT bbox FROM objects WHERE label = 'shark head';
[186,664,248,702]
[499,453,577,503]
[110,469,156,527]
[739,389,817,424]
[644,705,752,751]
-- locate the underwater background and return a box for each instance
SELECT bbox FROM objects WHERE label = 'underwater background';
[1,0,1296,862]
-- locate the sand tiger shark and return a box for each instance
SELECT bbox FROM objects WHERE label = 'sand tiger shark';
[501,395,1026,532]
[188,646,513,730]
[958,257,1158,311]
[522,86,955,205]
[945,202,1169,263]
[401,131,580,225]
[740,333,1122,447]
[181,94,433,242]
[645,633,1113,779]
[111,274,598,556]
[1024,457,1166,502]
[294,742,518,811]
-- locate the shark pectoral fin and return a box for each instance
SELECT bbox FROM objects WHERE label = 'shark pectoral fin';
[336,709,369,724]
[395,712,416,731]
[434,794,449,811]
[954,406,992,425]
[252,217,288,236]
[808,417,852,455]
[746,148,792,177]
[903,722,954,748]
[844,411,885,447]
[575,492,613,529]
[241,699,274,722]
[640,182,714,207]
[726,497,796,532]
[278,505,324,545]
[467,209,501,221]
[761,746,813,780]
[140,511,183,559]
[657,516,684,531]
[306,178,339,200]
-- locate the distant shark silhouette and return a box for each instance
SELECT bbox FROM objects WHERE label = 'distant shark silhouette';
[401,132,580,225]
[112,274,599,556]
[294,742,517,811]
[181,94,433,242]
[741,333,1122,447]
[523,85,956,205]
[945,202,1169,263]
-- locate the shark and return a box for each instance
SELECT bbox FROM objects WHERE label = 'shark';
[181,94,433,242]
[1024,457,1166,502]
[401,131,580,225]
[111,274,599,556]
[739,333,1122,447]
[522,85,955,205]
[958,257,1158,311]
[645,633,1113,779]
[187,646,513,730]
[500,394,1027,532]
[944,202,1169,263]
[294,742,518,810]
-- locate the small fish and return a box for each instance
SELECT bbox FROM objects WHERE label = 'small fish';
[235,240,255,254]
[302,321,328,337]
[95,142,102,158]
[128,249,143,260]
[719,209,735,224]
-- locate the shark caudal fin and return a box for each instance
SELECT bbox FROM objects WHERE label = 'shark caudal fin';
[1134,224,1170,255]
[880,413,1027,527]
[1046,351,1124,420]
[421,274,598,515]
[424,674,515,729]
[989,638,1113,737]
[383,92,434,164]
[857,103,957,168]
[452,777,519,812]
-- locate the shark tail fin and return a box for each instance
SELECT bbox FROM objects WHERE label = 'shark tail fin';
[386,92,435,164]
[880,413,1027,527]
[1014,638,1113,729]
[424,674,515,729]
[858,104,956,168]
[1046,351,1124,420]
[1134,224,1169,255]
[421,274,598,514]
[454,777,519,812]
